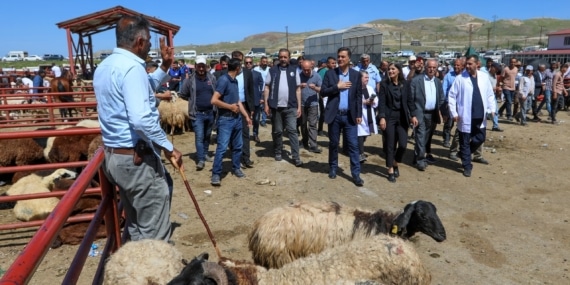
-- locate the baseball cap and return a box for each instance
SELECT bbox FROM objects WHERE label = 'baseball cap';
[525,65,533,71]
[195,56,207,65]
[408,55,417,61]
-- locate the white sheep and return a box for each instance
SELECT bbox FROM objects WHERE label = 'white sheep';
[75,119,100,128]
[157,93,188,135]
[5,169,76,221]
[248,200,446,269]
[103,239,184,285]
[170,234,431,285]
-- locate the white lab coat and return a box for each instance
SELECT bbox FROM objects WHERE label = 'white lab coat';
[358,85,378,136]
[448,70,496,133]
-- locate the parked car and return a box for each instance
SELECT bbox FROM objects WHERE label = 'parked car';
[98,53,111,60]
[381,51,393,58]
[396,50,415,57]
[43,54,65,61]
[290,50,304,58]
[416,51,431,59]
[24,55,44,61]
[2,54,24,62]
[438,51,455,60]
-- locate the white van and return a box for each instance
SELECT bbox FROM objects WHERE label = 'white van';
[181,50,197,59]
[148,51,159,59]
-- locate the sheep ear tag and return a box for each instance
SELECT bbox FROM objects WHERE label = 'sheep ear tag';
[391,225,399,234]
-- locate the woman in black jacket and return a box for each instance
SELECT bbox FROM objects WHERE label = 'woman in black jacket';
[378,63,415,182]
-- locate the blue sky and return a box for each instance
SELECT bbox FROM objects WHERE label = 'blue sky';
[2,0,568,56]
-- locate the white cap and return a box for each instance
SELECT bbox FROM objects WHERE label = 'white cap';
[195,56,207,65]
[408,55,417,61]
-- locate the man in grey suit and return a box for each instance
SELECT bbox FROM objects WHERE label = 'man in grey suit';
[410,59,446,171]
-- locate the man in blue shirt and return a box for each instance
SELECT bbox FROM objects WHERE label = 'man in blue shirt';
[210,58,252,186]
[168,62,182,91]
[32,69,46,95]
[94,15,183,242]
[321,47,364,186]
[354,53,381,93]
[442,59,464,148]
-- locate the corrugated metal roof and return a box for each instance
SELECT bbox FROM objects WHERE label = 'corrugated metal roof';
[305,25,381,40]
[516,49,570,55]
[547,29,570,36]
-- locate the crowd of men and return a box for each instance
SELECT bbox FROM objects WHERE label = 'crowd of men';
[94,15,570,243]
[166,49,570,184]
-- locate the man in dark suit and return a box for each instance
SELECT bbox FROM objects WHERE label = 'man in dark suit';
[231,51,255,168]
[531,65,544,121]
[321,47,364,186]
[410,59,446,171]
[245,56,264,143]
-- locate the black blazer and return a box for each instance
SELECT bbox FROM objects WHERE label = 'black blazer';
[251,69,264,107]
[321,67,363,124]
[410,74,446,124]
[378,80,415,126]
[533,71,543,93]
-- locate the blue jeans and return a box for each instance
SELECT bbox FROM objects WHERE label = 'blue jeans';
[191,111,214,162]
[536,89,552,115]
[328,113,360,179]
[458,118,486,171]
[499,89,515,118]
[212,115,242,176]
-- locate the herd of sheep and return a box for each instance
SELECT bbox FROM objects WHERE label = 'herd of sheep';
[103,200,446,285]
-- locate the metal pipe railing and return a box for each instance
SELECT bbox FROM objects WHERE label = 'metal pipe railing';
[0,148,105,284]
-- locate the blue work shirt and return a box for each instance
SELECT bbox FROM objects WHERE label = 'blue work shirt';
[32,75,43,93]
[442,70,459,100]
[339,70,350,110]
[354,63,381,91]
[93,47,173,155]
[215,73,239,115]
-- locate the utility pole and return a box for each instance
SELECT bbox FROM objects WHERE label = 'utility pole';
[492,15,498,48]
[399,32,402,51]
[486,27,492,50]
[285,26,289,50]
[468,24,473,47]
[539,25,545,46]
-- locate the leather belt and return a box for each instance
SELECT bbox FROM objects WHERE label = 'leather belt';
[104,146,134,155]
[338,109,349,115]
[219,111,239,117]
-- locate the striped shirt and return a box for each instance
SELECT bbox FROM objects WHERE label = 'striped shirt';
[543,69,553,92]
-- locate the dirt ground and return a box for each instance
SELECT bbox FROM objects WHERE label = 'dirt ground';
[1,111,569,284]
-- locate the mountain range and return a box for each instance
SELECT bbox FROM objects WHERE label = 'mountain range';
[171,14,570,55]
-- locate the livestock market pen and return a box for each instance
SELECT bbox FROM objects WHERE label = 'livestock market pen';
[0,88,124,284]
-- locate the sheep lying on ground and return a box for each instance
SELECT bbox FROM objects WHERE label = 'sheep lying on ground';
[104,239,185,285]
[0,138,46,167]
[5,169,76,221]
[49,177,106,248]
[170,234,431,285]
[87,135,103,160]
[44,126,100,163]
[248,200,446,269]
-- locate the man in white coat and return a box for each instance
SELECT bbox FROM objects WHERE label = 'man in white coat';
[448,55,496,177]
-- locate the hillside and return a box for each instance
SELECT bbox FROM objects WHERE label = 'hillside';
[139,14,570,57]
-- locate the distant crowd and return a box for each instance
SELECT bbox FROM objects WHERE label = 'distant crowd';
[144,46,570,184]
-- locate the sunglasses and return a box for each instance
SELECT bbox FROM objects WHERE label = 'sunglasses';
[245,61,253,64]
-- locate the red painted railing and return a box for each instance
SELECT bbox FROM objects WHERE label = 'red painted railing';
[0,148,122,285]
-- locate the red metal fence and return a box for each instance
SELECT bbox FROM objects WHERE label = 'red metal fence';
[0,149,122,285]
[0,94,124,284]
